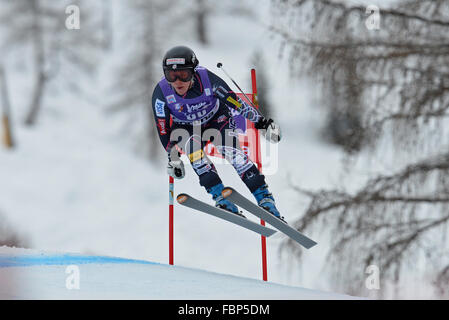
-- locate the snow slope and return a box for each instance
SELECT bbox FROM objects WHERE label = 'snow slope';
[0,247,357,299]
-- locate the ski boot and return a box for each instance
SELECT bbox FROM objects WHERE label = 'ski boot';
[207,183,246,218]
[252,184,287,223]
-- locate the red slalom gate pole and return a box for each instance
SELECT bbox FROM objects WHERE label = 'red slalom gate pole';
[169,175,174,265]
[251,68,268,282]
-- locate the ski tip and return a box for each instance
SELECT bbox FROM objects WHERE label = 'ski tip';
[221,188,233,198]
[307,242,318,249]
[176,194,189,204]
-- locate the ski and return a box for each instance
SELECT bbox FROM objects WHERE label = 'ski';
[176,193,277,238]
[221,187,317,249]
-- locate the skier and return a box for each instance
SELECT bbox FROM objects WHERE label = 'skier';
[151,45,284,221]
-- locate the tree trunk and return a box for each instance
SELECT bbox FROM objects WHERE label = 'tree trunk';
[24,0,46,126]
[196,0,208,45]
[24,71,47,126]
[102,0,113,50]
[0,66,14,148]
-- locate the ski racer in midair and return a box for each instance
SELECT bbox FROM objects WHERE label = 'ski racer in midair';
[151,46,284,221]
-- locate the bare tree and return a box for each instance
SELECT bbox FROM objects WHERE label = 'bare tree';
[189,0,257,46]
[320,35,366,153]
[271,0,449,298]
[107,0,179,162]
[0,65,14,148]
[195,0,210,45]
[0,0,104,126]
[101,0,113,50]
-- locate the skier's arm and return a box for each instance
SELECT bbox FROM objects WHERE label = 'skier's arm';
[208,70,281,142]
[151,85,173,153]
[208,70,264,124]
[151,85,186,178]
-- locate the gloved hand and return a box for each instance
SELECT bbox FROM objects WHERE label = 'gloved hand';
[255,117,282,143]
[167,160,185,179]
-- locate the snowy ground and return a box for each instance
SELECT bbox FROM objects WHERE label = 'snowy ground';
[0,247,358,300]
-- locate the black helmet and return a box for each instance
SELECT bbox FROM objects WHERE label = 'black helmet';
[162,46,199,71]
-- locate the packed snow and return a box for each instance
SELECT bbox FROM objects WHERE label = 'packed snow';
[0,247,359,299]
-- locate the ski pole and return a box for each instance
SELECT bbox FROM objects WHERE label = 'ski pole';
[217,62,258,109]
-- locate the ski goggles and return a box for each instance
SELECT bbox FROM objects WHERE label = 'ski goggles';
[164,69,194,82]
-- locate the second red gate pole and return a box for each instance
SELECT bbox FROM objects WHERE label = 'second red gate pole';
[169,176,174,265]
[251,68,268,282]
